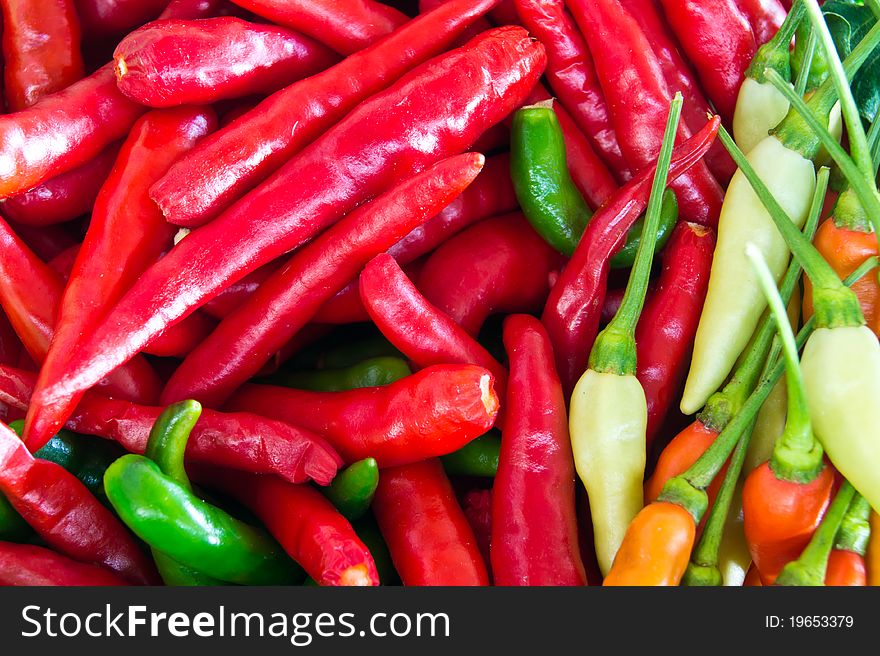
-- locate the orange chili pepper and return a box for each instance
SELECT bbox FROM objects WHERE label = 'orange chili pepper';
[825,550,866,586]
[868,511,880,586]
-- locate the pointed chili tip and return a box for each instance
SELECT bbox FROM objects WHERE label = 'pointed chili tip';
[338,564,376,587]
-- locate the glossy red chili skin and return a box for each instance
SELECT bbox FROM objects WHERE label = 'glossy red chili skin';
[0,142,119,227]
[227,364,500,468]
[0,541,131,586]
[373,459,490,586]
[151,0,504,227]
[37,27,546,420]
[636,222,716,448]
[0,65,145,199]
[359,253,509,396]
[24,107,215,450]
[825,550,867,586]
[316,260,425,325]
[419,0,490,47]
[417,212,565,337]
[568,0,723,229]
[0,421,159,585]
[1,0,84,111]
[199,468,379,586]
[617,0,736,185]
[492,314,586,586]
[540,116,720,394]
[514,0,630,183]
[142,311,216,358]
[161,153,486,409]
[73,0,167,36]
[659,0,757,123]
[200,261,283,320]
[0,364,341,485]
[114,18,339,108]
[733,0,786,46]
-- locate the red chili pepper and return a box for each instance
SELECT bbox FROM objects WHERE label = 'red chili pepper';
[23,107,215,450]
[150,0,504,227]
[228,0,408,55]
[0,421,159,584]
[200,260,284,321]
[0,364,342,485]
[825,550,867,586]
[513,0,631,183]
[3,219,77,262]
[373,459,489,585]
[491,314,587,586]
[160,153,486,408]
[196,467,378,586]
[1,0,84,111]
[0,311,22,367]
[255,324,334,379]
[227,364,500,468]
[733,0,787,46]
[142,311,216,359]
[541,116,720,393]
[358,253,509,398]
[0,542,131,586]
[158,0,234,20]
[460,487,493,577]
[46,244,79,281]
[73,0,168,36]
[617,0,737,185]
[0,141,120,227]
[658,0,757,123]
[114,18,339,108]
[636,222,716,447]
[419,0,490,47]
[568,0,724,228]
[417,212,565,337]
[0,64,145,198]
[34,26,545,435]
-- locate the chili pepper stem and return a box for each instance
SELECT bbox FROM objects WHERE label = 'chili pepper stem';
[794,31,818,98]
[775,481,856,586]
[748,0,804,82]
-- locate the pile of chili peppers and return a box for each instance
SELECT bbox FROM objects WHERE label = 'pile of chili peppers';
[1,0,879,587]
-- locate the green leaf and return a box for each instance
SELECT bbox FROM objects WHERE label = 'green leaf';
[822,1,880,121]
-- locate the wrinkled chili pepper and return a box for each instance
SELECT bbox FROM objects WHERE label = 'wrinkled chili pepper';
[373,459,489,586]
[321,458,379,523]
[417,212,564,337]
[0,541,130,586]
[0,421,159,584]
[114,18,339,107]
[228,364,499,468]
[513,0,630,181]
[161,153,486,408]
[228,0,408,56]
[151,0,504,228]
[0,64,145,198]
[359,252,509,399]
[568,0,724,229]
[0,364,342,486]
[0,142,119,227]
[22,107,215,450]
[36,27,546,439]
[492,314,586,586]
[0,214,162,405]
[541,115,721,393]
[659,0,758,124]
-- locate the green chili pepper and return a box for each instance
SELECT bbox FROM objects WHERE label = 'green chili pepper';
[440,432,501,477]
[320,336,404,369]
[104,401,302,586]
[511,100,592,256]
[321,458,379,521]
[609,190,678,269]
[353,514,400,586]
[0,494,31,542]
[280,357,411,391]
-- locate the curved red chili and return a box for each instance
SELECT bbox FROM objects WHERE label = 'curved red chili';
[492,314,587,586]
[114,18,339,107]
[150,0,503,227]
[373,459,489,586]
[160,153,486,408]
[0,542,131,586]
[417,212,565,336]
[0,65,145,198]
[73,0,168,36]
[228,0,408,55]
[226,364,500,468]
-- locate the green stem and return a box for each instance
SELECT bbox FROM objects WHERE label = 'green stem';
[718,125,864,328]
[682,427,753,586]
[699,167,826,431]
[803,0,874,181]
[774,481,856,586]
[867,0,880,20]
[795,28,818,97]
[746,244,823,483]
[834,492,872,554]
[588,93,682,375]
[748,0,805,82]
[868,113,880,176]
[658,257,878,522]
